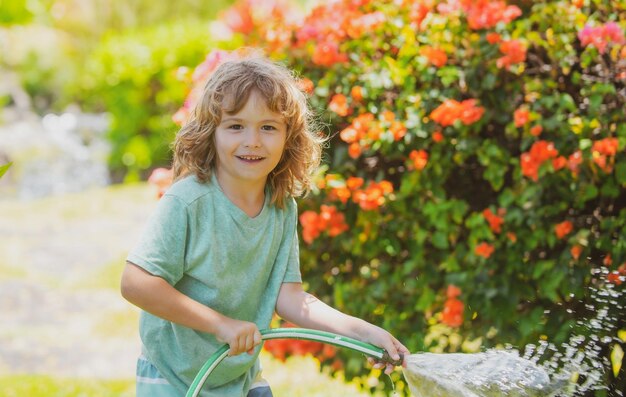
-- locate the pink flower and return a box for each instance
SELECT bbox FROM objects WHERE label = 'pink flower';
[578,22,625,54]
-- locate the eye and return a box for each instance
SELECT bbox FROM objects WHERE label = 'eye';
[261,125,278,131]
[227,124,243,130]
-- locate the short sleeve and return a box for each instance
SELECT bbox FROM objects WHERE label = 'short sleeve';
[282,198,302,283]
[127,194,188,285]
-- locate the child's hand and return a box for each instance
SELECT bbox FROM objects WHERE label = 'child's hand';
[361,324,410,375]
[215,317,262,356]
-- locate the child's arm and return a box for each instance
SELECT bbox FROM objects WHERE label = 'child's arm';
[275,282,409,374]
[121,262,261,356]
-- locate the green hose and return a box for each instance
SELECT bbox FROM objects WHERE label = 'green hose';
[185,327,401,397]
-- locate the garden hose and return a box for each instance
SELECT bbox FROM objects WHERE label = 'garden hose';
[185,327,403,397]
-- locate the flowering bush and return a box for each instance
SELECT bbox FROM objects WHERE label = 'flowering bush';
[169,0,625,394]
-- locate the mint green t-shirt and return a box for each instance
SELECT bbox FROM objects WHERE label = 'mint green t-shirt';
[127,174,302,396]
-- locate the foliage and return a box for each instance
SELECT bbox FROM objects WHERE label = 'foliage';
[167,0,626,394]
[70,21,229,181]
[0,162,11,178]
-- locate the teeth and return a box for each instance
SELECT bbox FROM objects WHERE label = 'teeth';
[238,155,263,160]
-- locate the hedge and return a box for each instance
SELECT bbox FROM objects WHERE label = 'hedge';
[167,0,625,395]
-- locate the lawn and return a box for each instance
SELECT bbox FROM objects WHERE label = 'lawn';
[0,183,378,397]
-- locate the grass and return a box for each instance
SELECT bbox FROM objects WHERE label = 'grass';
[0,375,135,397]
[0,182,382,396]
[0,352,374,397]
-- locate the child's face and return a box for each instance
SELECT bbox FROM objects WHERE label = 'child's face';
[214,90,287,189]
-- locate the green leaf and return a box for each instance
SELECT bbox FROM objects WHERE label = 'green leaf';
[415,287,436,311]
[432,231,449,249]
[616,162,626,184]
[0,162,12,179]
[533,260,555,279]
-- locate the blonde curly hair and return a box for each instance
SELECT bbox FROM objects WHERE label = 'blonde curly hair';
[172,56,324,208]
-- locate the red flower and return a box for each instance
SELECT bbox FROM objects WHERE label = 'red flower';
[430,99,485,127]
[313,41,348,66]
[513,107,530,127]
[442,286,464,327]
[486,32,501,44]
[482,208,504,233]
[520,140,560,181]
[447,284,462,299]
[607,272,623,286]
[555,220,573,239]
[352,180,394,211]
[497,39,527,69]
[530,125,543,137]
[570,245,582,260]
[432,130,444,142]
[475,242,495,258]
[299,205,349,244]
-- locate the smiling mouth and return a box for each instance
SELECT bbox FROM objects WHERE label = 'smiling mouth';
[236,155,265,162]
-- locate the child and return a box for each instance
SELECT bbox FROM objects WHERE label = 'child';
[121,55,409,397]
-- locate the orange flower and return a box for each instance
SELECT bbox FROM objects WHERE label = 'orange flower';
[297,78,315,94]
[329,94,350,117]
[346,176,364,190]
[555,220,573,239]
[432,130,444,142]
[552,156,567,171]
[507,232,517,243]
[409,149,429,171]
[607,271,623,286]
[329,186,351,203]
[348,142,362,159]
[530,125,543,137]
[568,150,583,176]
[497,40,527,69]
[352,180,394,211]
[313,41,348,66]
[299,205,349,244]
[442,288,464,328]
[405,0,433,29]
[486,32,501,44]
[603,254,613,267]
[475,242,495,258]
[447,284,462,299]
[570,245,582,260]
[420,46,448,67]
[462,1,522,30]
[482,208,504,233]
[390,121,408,141]
[382,110,396,122]
[339,126,360,144]
[514,107,530,127]
[520,140,560,181]
[351,86,364,102]
[430,99,485,127]
[222,3,255,35]
[593,137,619,156]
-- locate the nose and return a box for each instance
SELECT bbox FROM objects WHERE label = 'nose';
[243,129,262,148]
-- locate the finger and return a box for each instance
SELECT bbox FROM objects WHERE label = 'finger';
[367,357,375,366]
[254,329,262,346]
[384,363,394,375]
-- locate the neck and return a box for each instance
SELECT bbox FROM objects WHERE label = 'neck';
[214,170,267,217]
